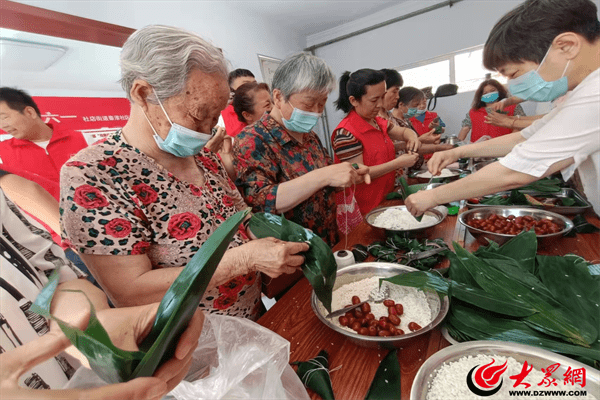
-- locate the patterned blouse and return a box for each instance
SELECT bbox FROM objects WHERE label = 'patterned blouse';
[232,113,338,247]
[60,132,262,320]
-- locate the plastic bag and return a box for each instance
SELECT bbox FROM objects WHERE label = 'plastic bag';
[168,314,309,400]
[64,314,309,400]
[335,187,363,235]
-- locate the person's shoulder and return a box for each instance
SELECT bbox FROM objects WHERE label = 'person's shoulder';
[0,137,17,151]
[62,133,123,169]
[573,68,600,97]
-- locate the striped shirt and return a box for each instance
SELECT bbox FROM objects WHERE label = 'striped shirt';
[332,119,394,162]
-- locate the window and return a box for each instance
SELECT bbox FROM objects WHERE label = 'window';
[397,45,507,94]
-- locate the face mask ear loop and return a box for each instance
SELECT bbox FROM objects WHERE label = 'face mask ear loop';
[536,45,552,72]
[141,108,160,136]
[560,59,571,79]
[152,88,174,126]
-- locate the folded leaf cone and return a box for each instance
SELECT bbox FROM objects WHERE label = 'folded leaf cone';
[248,212,336,312]
[293,349,335,400]
[364,349,401,400]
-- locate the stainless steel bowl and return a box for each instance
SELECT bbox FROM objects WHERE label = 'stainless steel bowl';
[365,205,447,238]
[410,168,469,184]
[458,206,574,246]
[442,135,461,145]
[311,262,449,348]
[411,341,600,400]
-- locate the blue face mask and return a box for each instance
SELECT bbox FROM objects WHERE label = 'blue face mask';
[508,46,570,102]
[415,109,426,115]
[404,108,418,118]
[481,91,499,103]
[144,90,213,157]
[282,103,321,133]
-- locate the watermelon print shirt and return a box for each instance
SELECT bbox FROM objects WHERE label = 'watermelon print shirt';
[232,113,338,247]
[59,132,262,320]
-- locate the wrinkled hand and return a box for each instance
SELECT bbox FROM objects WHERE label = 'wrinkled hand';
[396,152,420,168]
[484,110,512,128]
[404,131,421,153]
[405,190,439,217]
[428,120,440,129]
[1,302,204,399]
[419,128,442,144]
[205,126,230,153]
[242,237,310,278]
[427,148,461,176]
[487,100,506,112]
[325,162,371,187]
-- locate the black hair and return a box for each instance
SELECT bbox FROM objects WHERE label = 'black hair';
[471,79,509,110]
[233,82,270,123]
[397,87,425,108]
[334,69,385,113]
[0,87,41,117]
[381,69,403,89]
[227,69,255,87]
[483,0,600,70]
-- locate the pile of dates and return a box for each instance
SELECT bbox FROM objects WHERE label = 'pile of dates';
[338,296,422,337]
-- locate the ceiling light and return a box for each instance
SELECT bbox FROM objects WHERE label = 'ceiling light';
[0,38,68,72]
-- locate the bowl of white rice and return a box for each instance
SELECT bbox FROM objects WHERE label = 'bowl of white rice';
[411,341,600,400]
[311,262,449,348]
[365,205,447,237]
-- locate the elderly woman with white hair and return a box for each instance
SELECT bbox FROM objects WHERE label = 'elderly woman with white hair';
[233,53,371,247]
[60,25,308,320]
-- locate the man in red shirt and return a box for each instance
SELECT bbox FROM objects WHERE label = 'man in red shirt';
[220,69,256,136]
[0,88,88,200]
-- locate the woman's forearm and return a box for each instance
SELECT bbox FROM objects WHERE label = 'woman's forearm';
[456,131,526,159]
[457,126,470,141]
[275,169,328,213]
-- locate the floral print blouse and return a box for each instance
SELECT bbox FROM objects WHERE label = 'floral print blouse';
[60,132,262,320]
[232,113,338,247]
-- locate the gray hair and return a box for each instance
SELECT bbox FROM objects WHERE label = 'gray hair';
[271,53,336,100]
[120,25,228,103]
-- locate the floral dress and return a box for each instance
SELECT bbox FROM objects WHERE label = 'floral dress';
[60,132,261,320]
[232,113,338,247]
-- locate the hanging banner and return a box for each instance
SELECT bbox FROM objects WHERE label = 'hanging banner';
[0,97,131,145]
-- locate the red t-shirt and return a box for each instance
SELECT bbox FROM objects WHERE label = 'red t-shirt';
[0,124,88,201]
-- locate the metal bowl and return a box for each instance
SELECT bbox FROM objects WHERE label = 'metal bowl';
[441,135,461,145]
[365,205,447,238]
[411,340,600,400]
[458,206,574,246]
[410,168,469,184]
[311,262,449,349]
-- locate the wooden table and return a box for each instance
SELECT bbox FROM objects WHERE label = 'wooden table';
[257,202,600,399]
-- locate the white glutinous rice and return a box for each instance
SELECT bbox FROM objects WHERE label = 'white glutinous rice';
[417,168,457,178]
[373,208,437,230]
[326,276,433,334]
[426,354,597,400]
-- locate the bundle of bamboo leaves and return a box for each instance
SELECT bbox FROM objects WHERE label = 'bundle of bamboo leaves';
[382,230,600,368]
[31,209,250,383]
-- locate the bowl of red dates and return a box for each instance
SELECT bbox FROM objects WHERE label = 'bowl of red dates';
[310,262,449,348]
[458,207,574,245]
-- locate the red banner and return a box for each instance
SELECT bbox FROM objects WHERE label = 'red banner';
[0,97,131,145]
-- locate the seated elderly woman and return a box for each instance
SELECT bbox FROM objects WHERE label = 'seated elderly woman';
[232,53,370,247]
[232,82,273,132]
[60,25,307,321]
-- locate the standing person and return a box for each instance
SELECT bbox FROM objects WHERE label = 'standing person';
[60,25,309,320]
[220,69,256,137]
[457,79,526,142]
[408,91,445,136]
[0,88,88,201]
[406,0,600,217]
[377,68,403,120]
[233,53,371,247]
[332,69,420,215]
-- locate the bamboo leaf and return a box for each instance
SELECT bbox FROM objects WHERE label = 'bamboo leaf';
[364,350,401,400]
[293,350,335,400]
[31,275,145,383]
[249,213,336,312]
[446,249,480,288]
[133,209,249,378]
[493,230,537,274]
[449,283,536,317]
[381,271,449,294]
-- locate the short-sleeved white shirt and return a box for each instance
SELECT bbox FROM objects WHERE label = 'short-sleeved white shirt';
[500,68,600,216]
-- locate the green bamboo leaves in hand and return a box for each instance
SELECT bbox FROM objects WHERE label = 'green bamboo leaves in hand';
[248,212,336,313]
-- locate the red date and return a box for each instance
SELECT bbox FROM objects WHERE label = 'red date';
[383,299,395,307]
[351,296,361,305]
[361,303,371,313]
[395,304,404,316]
[388,306,397,316]
[388,314,401,326]
[408,322,422,332]
[338,316,349,327]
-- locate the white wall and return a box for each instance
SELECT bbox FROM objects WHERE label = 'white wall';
[310,0,530,140]
[11,1,306,97]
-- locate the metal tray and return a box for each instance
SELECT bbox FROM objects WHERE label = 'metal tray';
[411,340,600,400]
[466,188,592,215]
[365,205,447,238]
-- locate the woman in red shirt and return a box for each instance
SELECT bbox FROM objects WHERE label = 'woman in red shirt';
[458,79,525,142]
[331,69,420,215]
